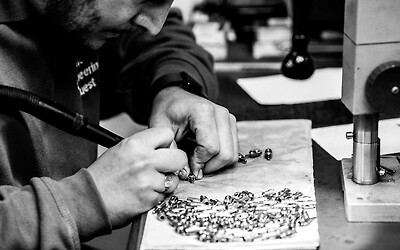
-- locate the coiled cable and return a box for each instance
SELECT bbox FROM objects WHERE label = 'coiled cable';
[0,85,122,148]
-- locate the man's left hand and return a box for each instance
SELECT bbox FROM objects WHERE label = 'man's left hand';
[149,87,239,180]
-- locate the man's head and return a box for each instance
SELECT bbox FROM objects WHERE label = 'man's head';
[35,0,174,49]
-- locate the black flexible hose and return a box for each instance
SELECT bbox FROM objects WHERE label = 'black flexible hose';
[0,85,123,148]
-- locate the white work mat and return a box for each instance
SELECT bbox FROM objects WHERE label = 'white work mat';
[140,120,319,250]
[236,68,342,105]
[312,118,400,161]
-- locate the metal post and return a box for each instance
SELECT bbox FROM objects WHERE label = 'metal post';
[352,114,379,184]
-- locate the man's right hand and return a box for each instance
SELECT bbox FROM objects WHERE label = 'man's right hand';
[87,127,187,228]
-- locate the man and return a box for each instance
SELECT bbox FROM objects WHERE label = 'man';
[0,0,238,249]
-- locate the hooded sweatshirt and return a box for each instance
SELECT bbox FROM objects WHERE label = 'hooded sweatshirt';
[0,0,217,248]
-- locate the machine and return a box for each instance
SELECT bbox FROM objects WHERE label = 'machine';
[341,0,400,222]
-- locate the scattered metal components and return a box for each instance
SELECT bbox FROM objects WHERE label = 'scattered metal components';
[264,148,273,161]
[379,165,396,176]
[238,148,272,164]
[153,189,316,243]
[378,156,398,177]
[187,172,196,184]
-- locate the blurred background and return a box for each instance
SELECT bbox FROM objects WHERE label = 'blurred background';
[175,0,343,63]
[172,0,350,127]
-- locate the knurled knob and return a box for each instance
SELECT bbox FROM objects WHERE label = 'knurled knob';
[366,61,400,114]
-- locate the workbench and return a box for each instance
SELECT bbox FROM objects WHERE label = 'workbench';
[87,46,400,249]
[132,63,400,250]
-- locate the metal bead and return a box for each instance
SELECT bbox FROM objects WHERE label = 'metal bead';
[248,148,262,158]
[264,148,273,160]
[157,212,166,221]
[187,173,196,183]
[238,153,247,164]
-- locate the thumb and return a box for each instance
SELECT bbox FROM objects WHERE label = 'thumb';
[149,113,172,129]
[130,127,175,149]
[149,114,182,139]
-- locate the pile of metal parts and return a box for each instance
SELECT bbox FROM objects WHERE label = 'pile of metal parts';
[153,188,316,243]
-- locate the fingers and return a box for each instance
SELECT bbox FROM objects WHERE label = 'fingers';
[177,165,190,179]
[130,126,175,149]
[203,113,238,174]
[151,148,188,173]
[124,126,188,174]
[154,173,180,194]
[189,104,220,178]
[147,89,239,180]
[190,105,239,178]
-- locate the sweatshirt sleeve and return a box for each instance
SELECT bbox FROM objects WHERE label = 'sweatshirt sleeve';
[98,7,218,124]
[0,169,112,250]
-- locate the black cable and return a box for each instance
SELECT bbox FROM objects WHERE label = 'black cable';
[0,85,123,148]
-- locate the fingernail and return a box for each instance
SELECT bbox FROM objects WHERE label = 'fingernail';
[197,169,203,180]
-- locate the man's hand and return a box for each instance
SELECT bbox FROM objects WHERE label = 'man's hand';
[87,127,186,229]
[149,87,239,180]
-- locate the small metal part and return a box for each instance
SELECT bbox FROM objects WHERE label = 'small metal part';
[164,175,173,192]
[187,172,196,183]
[238,153,247,164]
[264,148,273,161]
[239,148,265,164]
[157,212,166,221]
[392,86,400,95]
[345,131,354,140]
[380,165,396,175]
[378,168,387,177]
[187,197,200,203]
[248,148,262,158]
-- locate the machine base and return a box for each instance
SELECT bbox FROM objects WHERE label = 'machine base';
[341,157,400,222]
